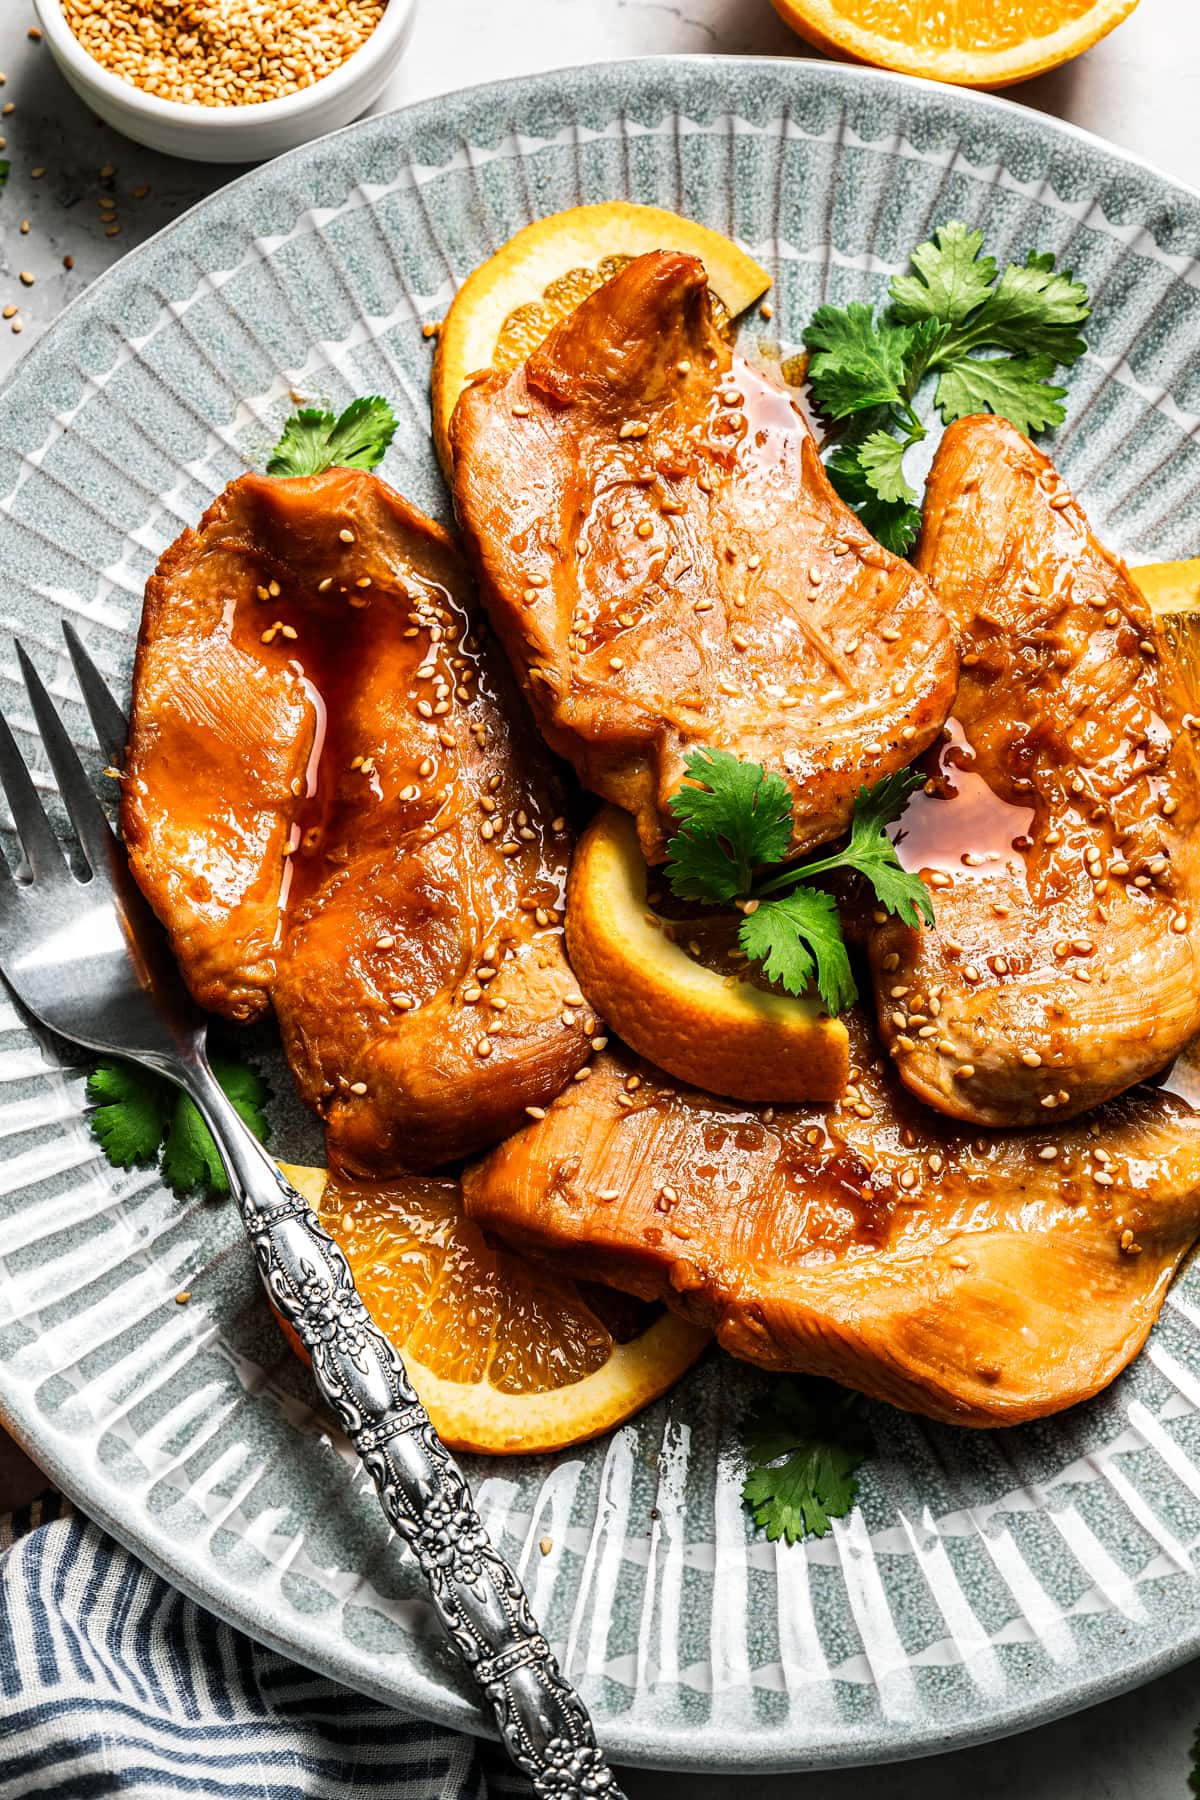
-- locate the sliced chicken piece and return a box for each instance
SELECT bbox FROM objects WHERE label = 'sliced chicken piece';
[451,250,958,863]
[869,415,1200,1128]
[464,1018,1200,1427]
[123,468,589,1171]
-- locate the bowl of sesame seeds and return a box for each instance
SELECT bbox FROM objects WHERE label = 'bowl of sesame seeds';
[33,0,417,162]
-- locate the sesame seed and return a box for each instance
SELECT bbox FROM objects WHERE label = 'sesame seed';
[18,271,34,287]
[61,0,387,106]
[955,1064,975,1080]
[349,1081,368,1095]
[338,528,355,544]
[525,1106,546,1120]
[619,420,649,440]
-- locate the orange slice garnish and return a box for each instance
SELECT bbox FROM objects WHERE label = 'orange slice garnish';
[564,806,849,1104]
[279,1162,709,1454]
[431,200,770,474]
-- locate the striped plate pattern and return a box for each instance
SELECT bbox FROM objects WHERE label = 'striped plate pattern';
[1,59,1200,1774]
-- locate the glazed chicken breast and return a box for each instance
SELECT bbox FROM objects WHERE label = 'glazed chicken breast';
[870,416,1200,1128]
[452,250,958,863]
[464,1018,1200,1427]
[122,467,590,1172]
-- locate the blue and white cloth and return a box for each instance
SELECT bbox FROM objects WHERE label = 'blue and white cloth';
[0,1492,526,1799]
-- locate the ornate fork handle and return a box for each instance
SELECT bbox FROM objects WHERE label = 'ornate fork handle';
[184,1060,623,1799]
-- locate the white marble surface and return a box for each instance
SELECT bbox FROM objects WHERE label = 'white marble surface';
[0,1,1198,1794]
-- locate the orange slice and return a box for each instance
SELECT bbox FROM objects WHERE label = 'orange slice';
[279,1162,709,1454]
[1132,558,1200,701]
[564,806,849,1104]
[431,200,771,474]
[769,0,1139,88]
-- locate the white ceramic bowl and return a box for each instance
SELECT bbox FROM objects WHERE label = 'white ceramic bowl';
[33,0,418,163]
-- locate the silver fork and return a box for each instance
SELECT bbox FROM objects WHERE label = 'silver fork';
[0,624,623,1800]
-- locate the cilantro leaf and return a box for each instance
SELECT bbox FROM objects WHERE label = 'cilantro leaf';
[211,1054,271,1142]
[87,1061,170,1167]
[804,303,917,420]
[665,747,794,902]
[162,1092,228,1196]
[807,223,1090,554]
[840,771,935,927]
[663,754,934,1014]
[739,888,857,1014]
[935,353,1068,437]
[952,249,1090,366]
[88,1053,270,1198]
[161,1055,271,1198]
[855,428,917,506]
[889,220,996,325]
[825,444,922,556]
[742,1376,871,1544]
[267,396,397,478]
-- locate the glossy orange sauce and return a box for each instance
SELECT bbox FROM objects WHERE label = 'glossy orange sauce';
[892,718,1035,882]
[222,567,480,923]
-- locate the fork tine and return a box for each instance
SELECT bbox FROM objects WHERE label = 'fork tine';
[0,692,69,882]
[62,622,129,770]
[15,643,116,876]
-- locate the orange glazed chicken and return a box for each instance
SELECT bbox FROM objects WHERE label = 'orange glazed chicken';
[452,250,958,863]
[871,417,1200,1128]
[465,1020,1200,1426]
[122,468,590,1172]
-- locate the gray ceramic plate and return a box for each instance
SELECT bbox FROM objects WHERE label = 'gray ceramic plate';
[1,55,1199,1776]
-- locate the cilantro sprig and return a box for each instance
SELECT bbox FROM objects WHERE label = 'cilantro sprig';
[88,1054,270,1199]
[804,222,1090,553]
[664,749,929,1015]
[267,395,397,478]
[742,1376,871,1544]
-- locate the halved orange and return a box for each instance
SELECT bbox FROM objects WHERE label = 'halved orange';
[1132,557,1200,702]
[770,0,1139,88]
[431,201,771,474]
[279,1162,709,1454]
[564,807,849,1103]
